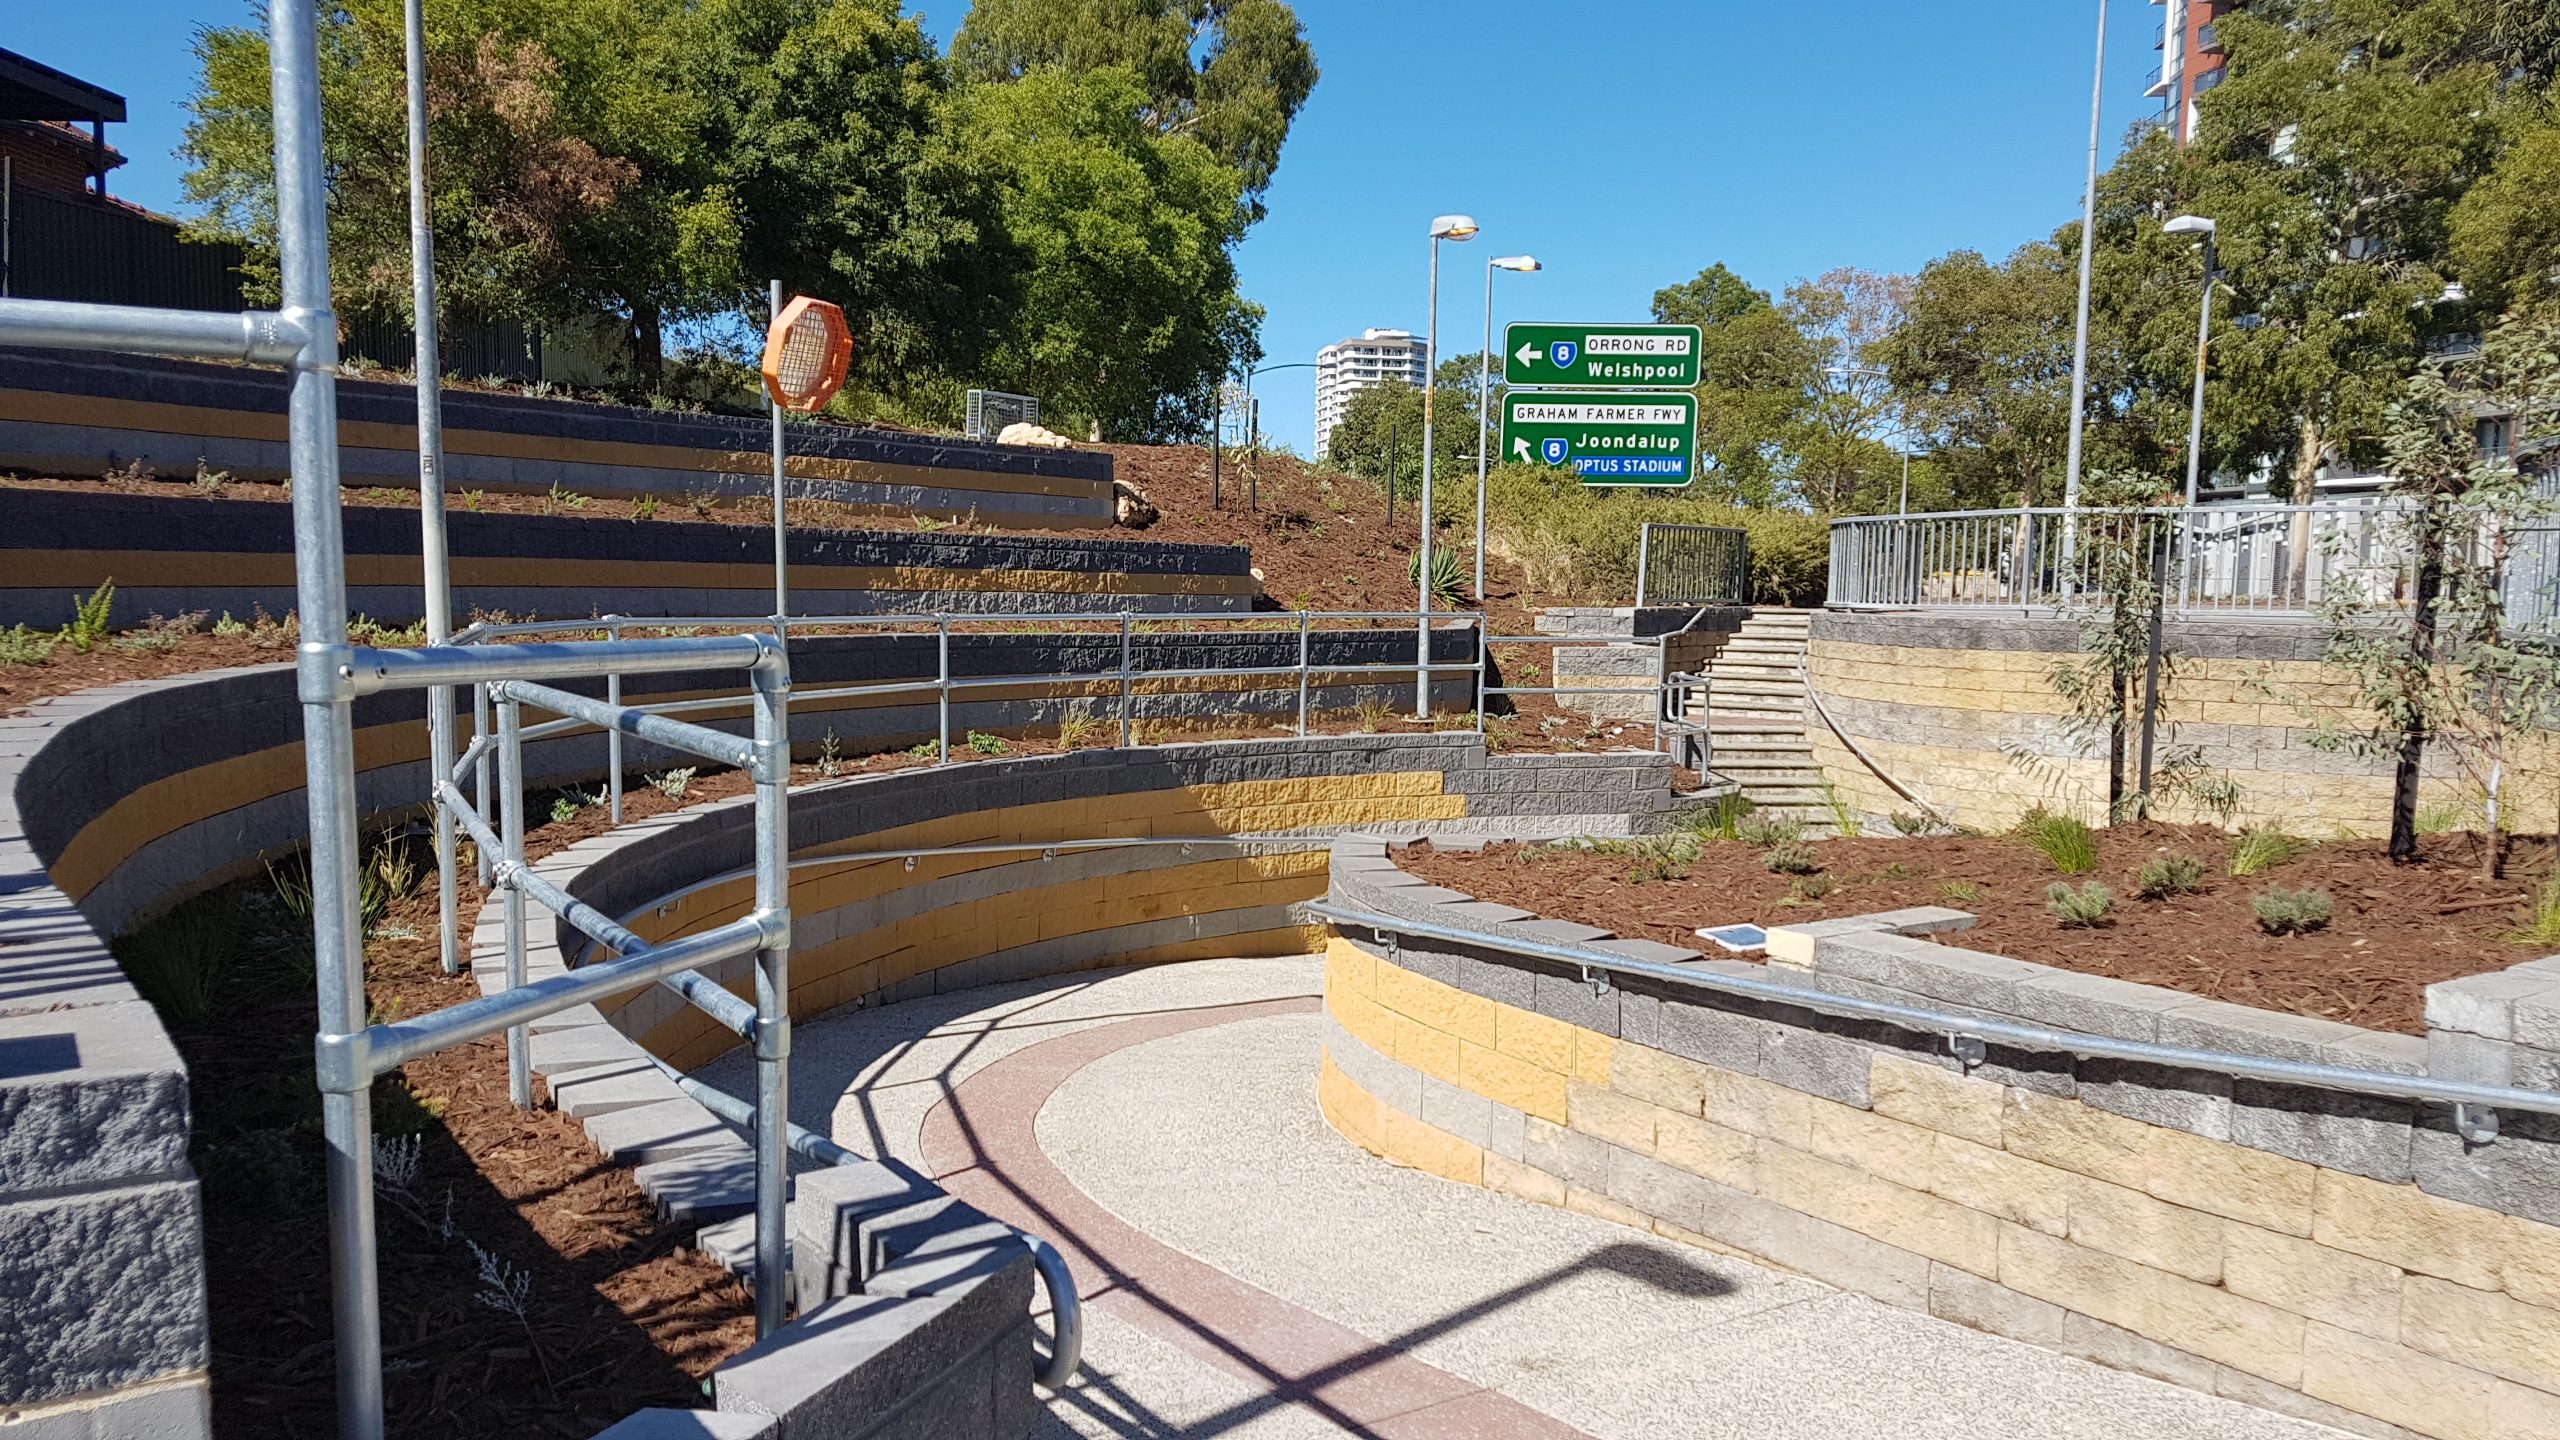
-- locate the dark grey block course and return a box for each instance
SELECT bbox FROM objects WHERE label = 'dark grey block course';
[1522,1116,1612,1193]
[1391,943,1538,1013]
[2078,1058,2232,1140]
[1531,965,1620,1037]
[0,1000,191,1192]
[2411,1109,2560,1227]
[0,1177,208,1404]
[2230,1080,2414,1186]
[1761,1027,1874,1108]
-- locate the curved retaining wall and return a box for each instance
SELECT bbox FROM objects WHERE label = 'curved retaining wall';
[0,347,1114,529]
[1803,609,2560,833]
[1319,848,2560,1440]
[0,488,1252,628]
[541,736,1695,1071]
[15,627,1481,939]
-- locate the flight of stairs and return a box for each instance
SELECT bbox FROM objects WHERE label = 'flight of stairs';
[1689,609,1837,832]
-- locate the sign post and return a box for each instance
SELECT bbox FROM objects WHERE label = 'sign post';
[1501,391,1698,487]
[1504,322,1701,389]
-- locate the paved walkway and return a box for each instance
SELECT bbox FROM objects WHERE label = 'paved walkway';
[713,956,2356,1439]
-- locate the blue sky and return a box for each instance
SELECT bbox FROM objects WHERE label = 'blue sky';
[18,2,2170,453]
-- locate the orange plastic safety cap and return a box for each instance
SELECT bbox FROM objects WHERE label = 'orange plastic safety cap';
[760,296,853,412]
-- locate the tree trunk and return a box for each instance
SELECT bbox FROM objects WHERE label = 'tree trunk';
[2392,504,2446,862]
[2286,418,2322,606]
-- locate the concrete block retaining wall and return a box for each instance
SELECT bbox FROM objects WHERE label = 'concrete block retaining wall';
[14,627,1483,940]
[0,488,1252,629]
[1806,609,2508,834]
[1319,847,2560,1440]
[1533,606,1746,724]
[0,347,1114,530]
[0,711,210,1434]
[548,735,1696,1070]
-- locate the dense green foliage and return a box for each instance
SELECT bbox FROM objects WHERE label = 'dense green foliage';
[180,0,1310,438]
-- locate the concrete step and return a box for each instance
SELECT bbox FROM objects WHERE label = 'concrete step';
[1713,680,1808,698]
[1710,750,1820,769]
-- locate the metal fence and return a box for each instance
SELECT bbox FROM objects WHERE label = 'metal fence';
[1635,522,1750,607]
[0,178,246,311]
[1826,504,2436,619]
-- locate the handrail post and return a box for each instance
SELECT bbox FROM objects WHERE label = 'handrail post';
[936,614,951,765]
[1119,613,1135,748]
[1296,611,1311,736]
[1474,615,1487,734]
[748,649,794,1339]
[1636,521,1652,608]
[605,616,624,824]
[498,692,532,1109]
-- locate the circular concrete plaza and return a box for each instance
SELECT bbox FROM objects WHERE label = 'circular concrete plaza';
[699,956,2358,1440]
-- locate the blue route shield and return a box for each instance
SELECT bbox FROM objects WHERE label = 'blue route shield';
[1548,340,1579,369]
[1540,437,1570,465]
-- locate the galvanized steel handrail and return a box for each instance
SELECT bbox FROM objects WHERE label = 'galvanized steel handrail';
[1310,901,2554,1138]
[646,1058,1084,1389]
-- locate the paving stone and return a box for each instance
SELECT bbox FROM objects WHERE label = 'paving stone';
[529,1025,645,1078]
[634,1150,761,1225]
[550,1059,691,1119]
[582,1098,740,1164]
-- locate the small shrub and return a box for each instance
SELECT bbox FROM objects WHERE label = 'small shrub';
[2509,876,2560,944]
[2229,827,2309,877]
[1357,697,1392,733]
[1763,840,1822,875]
[212,611,250,638]
[0,624,58,666]
[1787,874,1835,903]
[686,490,719,519]
[649,767,696,801]
[2014,807,2097,874]
[2045,880,2115,928]
[63,579,115,653]
[1684,792,1756,841]
[966,730,1008,756]
[192,459,231,494]
[2135,854,2208,899]
[632,493,661,521]
[2253,885,2334,935]
[462,489,486,513]
[816,730,845,779]
[1737,813,1804,848]
[1821,785,1864,838]
[1056,703,1104,750]
[1939,880,1980,905]
[1888,810,1937,837]
[907,739,942,759]
[549,796,581,825]
[1408,545,1467,606]
[1627,849,1688,884]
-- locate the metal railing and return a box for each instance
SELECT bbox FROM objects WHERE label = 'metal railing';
[1831,502,2560,632]
[1635,521,1750,607]
[1311,901,2555,1144]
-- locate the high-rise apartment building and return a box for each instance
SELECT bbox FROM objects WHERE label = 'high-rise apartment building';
[2149,0,2237,145]
[1312,328,1429,458]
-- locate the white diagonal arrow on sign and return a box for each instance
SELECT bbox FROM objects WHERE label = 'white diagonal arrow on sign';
[1511,437,1533,462]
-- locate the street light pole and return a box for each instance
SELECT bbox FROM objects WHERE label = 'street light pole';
[2062,0,2109,525]
[2140,214,2217,809]
[1420,215,1477,716]
[1479,255,1540,608]
[2169,218,2218,506]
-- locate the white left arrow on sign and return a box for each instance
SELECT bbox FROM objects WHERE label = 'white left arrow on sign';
[1514,342,1540,367]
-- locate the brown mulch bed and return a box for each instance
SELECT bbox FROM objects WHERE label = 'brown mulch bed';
[1397,824,2558,1036]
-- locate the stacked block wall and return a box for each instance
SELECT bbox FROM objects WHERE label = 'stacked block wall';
[1805,610,2509,833]
[1320,849,2560,1440]
[0,347,1114,530]
[0,488,1252,629]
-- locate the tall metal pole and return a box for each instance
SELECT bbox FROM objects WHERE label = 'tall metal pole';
[404,0,461,975]
[2182,236,2216,507]
[267,0,380,1429]
[1417,236,1441,717]
[1243,368,1257,511]
[2062,0,2109,525]
[1477,262,1495,606]
[1210,379,1222,510]
[748,646,794,1339]
[768,278,788,633]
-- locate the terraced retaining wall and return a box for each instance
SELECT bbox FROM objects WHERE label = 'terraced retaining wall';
[0,488,1254,629]
[0,347,1113,529]
[1319,848,2560,1440]
[1807,609,2520,834]
[548,735,1698,1071]
[12,627,1481,939]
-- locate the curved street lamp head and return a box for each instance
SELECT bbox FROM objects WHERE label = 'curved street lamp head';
[1429,214,1479,240]
[1492,255,1540,272]
[2164,214,2217,238]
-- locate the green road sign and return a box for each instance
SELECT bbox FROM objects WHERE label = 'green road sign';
[1503,322,1702,388]
[1502,392,1698,486]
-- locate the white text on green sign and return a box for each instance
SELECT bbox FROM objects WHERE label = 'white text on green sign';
[1502,392,1697,486]
[1503,322,1702,388]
